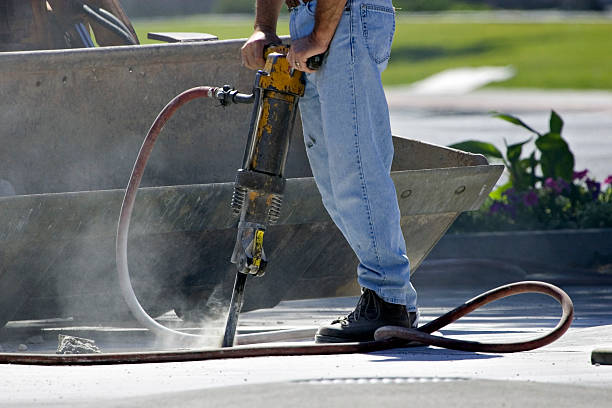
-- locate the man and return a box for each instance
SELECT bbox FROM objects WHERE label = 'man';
[241,0,418,343]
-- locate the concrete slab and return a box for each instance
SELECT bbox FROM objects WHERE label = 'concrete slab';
[4,381,612,408]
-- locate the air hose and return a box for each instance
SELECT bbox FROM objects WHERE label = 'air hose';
[0,281,573,365]
[115,87,220,344]
[115,86,262,348]
[75,1,137,46]
[0,88,574,365]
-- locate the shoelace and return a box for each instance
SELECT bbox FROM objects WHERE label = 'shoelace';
[332,289,381,325]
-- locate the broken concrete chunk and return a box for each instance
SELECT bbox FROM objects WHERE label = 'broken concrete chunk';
[56,334,101,354]
[18,344,28,351]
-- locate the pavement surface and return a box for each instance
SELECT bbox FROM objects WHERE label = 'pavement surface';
[1,278,611,407]
[387,88,612,183]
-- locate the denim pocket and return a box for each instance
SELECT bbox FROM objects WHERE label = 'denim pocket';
[306,0,317,16]
[360,3,395,64]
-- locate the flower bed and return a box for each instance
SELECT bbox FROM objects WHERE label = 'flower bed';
[448,111,612,233]
[451,170,612,232]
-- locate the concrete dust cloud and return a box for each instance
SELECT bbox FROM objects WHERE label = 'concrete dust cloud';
[155,282,231,350]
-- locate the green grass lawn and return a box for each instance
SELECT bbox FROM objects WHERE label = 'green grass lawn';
[132,15,612,90]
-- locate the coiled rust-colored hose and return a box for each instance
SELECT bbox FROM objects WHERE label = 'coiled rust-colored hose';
[0,281,573,365]
[374,280,574,353]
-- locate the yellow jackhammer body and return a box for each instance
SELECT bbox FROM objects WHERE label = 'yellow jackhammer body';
[222,46,308,347]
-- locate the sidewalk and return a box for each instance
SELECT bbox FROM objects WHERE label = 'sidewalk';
[386,88,612,113]
[1,279,611,407]
[386,87,612,182]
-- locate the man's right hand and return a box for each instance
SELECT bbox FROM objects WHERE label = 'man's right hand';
[241,30,281,71]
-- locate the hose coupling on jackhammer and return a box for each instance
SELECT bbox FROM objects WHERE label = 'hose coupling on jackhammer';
[215,85,255,106]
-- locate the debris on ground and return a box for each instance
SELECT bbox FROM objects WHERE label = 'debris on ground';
[18,344,28,351]
[56,335,101,354]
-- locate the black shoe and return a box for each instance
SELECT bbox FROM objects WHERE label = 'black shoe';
[315,288,418,343]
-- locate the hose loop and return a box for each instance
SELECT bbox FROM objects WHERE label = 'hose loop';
[116,87,219,343]
[375,281,574,353]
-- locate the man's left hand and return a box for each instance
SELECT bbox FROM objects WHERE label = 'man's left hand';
[287,34,328,73]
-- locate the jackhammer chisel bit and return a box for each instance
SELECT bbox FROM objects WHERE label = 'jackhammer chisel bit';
[222,46,307,347]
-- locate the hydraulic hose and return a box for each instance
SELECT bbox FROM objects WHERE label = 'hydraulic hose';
[116,86,221,344]
[115,86,261,347]
[95,7,133,40]
[81,3,137,45]
[374,281,574,353]
[0,281,573,365]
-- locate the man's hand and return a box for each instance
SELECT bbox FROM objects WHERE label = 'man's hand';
[241,30,282,71]
[287,0,346,73]
[286,34,328,74]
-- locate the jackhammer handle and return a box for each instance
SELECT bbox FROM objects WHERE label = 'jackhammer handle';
[264,44,327,71]
[306,50,328,71]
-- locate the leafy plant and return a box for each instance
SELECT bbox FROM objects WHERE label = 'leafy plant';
[448,111,611,232]
[449,110,574,196]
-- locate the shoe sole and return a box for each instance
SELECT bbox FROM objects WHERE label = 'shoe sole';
[316,334,427,347]
[314,334,371,344]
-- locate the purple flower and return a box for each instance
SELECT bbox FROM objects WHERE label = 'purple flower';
[523,191,539,207]
[573,169,588,180]
[544,177,569,194]
[586,178,601,200]
[557,178,570,192]
[490,201,505,214]
[503,188,521,204]
[545,177,559,191]
[605,175,612,185]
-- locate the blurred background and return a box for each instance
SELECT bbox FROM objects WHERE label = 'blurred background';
[120,0,612,17]
[125,0,612,89]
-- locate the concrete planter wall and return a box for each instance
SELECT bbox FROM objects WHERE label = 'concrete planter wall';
[419,228,612,287]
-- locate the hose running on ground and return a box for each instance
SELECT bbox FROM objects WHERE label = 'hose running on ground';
[0,281,573,365]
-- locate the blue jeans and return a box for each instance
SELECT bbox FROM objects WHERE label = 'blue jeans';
[290,0,417,310]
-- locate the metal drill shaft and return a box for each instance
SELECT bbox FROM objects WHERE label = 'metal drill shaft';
[221,272,248,347]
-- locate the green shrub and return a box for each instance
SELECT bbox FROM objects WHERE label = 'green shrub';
[449,112,612,232]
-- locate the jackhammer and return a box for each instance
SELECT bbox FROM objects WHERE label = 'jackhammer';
[115,45,318,347]
[223,46,310,346]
